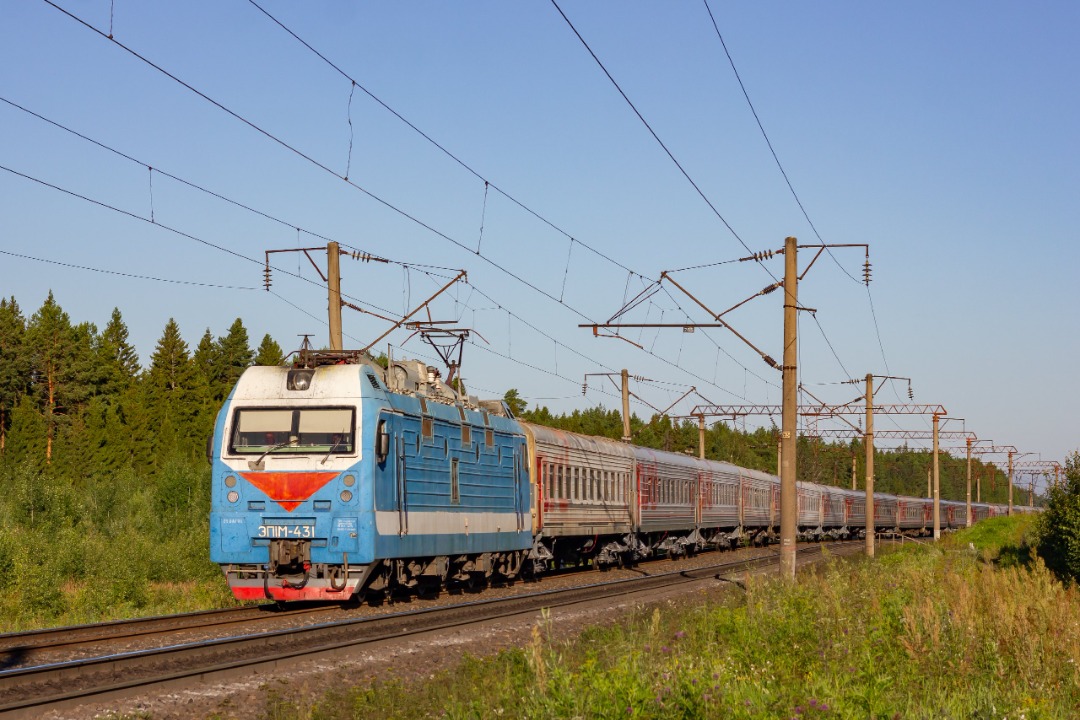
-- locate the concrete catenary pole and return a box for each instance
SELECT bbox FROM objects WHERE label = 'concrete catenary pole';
[698,414,705,460]
[865,373,875,558]
[780,236,798,581]
[327,242,343,351]
[932,413,940,540]
[851,453,857,491]
[1008,450,1015,516]
[620,369,631,443]
[965,436,973,527]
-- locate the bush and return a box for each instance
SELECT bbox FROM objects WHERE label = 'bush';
[1034,451,1080,583]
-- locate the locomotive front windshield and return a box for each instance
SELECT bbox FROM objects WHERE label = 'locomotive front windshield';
[229,407,356,455]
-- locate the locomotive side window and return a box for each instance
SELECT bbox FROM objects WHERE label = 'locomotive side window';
[375,419,389,464]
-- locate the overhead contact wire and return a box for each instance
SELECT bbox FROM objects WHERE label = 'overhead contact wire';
[38,1,774,409]
[550,0,774,283]
[0,248,255,290]
[244,0,643,282]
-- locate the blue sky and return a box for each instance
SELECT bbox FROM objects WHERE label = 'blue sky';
[2,1,1077,486]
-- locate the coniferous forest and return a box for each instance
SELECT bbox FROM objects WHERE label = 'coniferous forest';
[0,292,1023,629]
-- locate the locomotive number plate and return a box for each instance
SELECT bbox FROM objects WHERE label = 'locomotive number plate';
[258,524,315,539]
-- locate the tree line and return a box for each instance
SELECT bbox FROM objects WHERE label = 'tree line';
[0,291,289,626]
[0,292,284,477]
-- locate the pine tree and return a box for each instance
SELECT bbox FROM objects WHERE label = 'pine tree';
[188,328,221,440]
[214,318,253,400]
[254,334,284,366]
[0,296,29,455]
[24,292,80,463]
[145,318,195,458]
[98,308,140,397]
[191,329,218,391]
[502,388,527,417]
[49,321,104,473]
[83,309,142,473]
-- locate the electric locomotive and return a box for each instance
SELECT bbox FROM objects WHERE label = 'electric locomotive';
[209,347,531,602]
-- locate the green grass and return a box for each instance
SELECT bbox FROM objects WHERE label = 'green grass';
[253,519,1080,719]
[948,513,1039,568]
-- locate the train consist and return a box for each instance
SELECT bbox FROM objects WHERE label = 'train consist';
[209,349,1014,602]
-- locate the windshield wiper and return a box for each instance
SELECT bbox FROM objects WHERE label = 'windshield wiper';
[247,439,296,470]
[320,429,349,466]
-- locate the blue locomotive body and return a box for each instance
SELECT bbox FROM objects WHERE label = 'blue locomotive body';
[209,353,531,602]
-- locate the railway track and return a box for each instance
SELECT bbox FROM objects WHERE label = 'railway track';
[0,541,861,718]
[0,604,342,660]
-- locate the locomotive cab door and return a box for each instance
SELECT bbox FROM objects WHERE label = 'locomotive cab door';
[374,412,409,537]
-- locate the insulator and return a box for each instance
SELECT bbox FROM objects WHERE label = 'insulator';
[263,265,272,291]
[863,259,872,286]
[907,384,914,400]
[581,383,587,395]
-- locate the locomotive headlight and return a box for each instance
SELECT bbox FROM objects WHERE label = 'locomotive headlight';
[224,475,237,488]
[287,369,314,391]
[227,491,240,503]
[340,490,353,503]
[343,474,356,487]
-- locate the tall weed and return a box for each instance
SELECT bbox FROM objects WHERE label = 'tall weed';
[279,542,1080,720]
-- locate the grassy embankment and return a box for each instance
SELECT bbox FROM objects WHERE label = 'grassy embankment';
[255,515,1080,720]
[0,460,239,632]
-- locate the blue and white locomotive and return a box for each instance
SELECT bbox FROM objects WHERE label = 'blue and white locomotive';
[209,348,531,601]
[209,347,1017,602]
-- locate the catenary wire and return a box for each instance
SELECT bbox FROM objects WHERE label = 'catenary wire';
[243,0,643,282]
[0,163,405,322]
[0,96,458,278]
[37,0,808,412]
[701,0,895,386]
[701,0,858,286]
[0,248,256,290]
[237,0,780,397]
[2,94,743,414]
[549,0,776,284]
